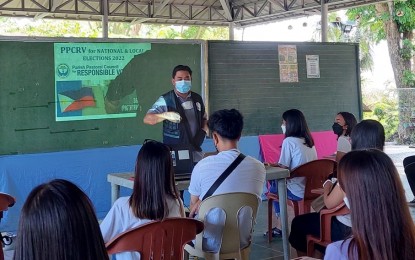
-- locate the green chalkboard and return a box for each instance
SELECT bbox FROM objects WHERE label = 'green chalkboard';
[0,39,202,155]
[208,41,362,135]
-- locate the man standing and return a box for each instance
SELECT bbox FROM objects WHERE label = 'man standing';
[143,65,207,162]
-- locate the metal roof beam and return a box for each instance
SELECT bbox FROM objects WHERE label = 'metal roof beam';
[267,0,285,11]
[0,0,13,9]
[288,0,298,9]
[78,0,99,13]
[0,0,392,27]
[51,0,72,12]
[171,4,189,19]
[154,0,173,16]
[218,0,232,21]
[34,12,49,19]
[257,1,268,16]
[29,0,48,11]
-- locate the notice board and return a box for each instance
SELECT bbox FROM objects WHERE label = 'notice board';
[207,41,362,135]
[0,39,202,154]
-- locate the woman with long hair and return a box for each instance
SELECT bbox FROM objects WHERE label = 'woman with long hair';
[332,112,357,162]
[325,149,415,260]
[14,179,108,260]
[289,119,385,256]
[100,140,184,258]
[267,109,317,237]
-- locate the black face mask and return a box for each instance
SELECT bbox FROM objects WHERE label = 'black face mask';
[332,123,344,136]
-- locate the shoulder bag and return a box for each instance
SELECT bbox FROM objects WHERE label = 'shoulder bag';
[202,153,246,200]
[311,180,337,212]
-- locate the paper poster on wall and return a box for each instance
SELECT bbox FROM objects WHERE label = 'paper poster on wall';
[54,43,151,121]
[306,55,320,78]
[278,45,297,64]
[278,45,298,82]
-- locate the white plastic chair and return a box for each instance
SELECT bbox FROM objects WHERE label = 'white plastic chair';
[184,192,260,260]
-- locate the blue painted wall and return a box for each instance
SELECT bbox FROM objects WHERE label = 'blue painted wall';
[0,136,262,232]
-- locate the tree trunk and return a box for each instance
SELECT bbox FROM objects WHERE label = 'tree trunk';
[375,3,407,89]
[376,3,415,143]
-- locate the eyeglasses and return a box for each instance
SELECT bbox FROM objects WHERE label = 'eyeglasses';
[143,139,172,151]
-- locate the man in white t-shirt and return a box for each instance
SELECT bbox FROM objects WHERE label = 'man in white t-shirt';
[188,109,266,252]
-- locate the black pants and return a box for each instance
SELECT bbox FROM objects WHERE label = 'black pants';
[405,169,415,197]
[289,212,351,253]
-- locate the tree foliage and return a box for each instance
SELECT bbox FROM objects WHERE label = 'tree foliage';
[1,19,100,37]
[0,17,228,40]
[346,6,386,43]
[362,82,399,141]
[347,1,415,87]
[311,12,374,72]
[348,1,415,143]
[394,0,415,32]
[142,24,228,39]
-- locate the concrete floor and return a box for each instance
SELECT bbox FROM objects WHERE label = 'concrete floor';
[248,144,415,260]
[249,200,291,260]
[3,144,415,260]
[384,144,415,202]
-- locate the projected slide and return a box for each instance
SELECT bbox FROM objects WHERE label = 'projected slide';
[54,42,151,121]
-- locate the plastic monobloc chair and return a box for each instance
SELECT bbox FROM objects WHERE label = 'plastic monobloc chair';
[266,159,337,242]
[184,192,261,260]
[0,193,15,260]
[306,202,350,256]
[106,217,204,260]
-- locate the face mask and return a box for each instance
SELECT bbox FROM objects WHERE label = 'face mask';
[175,80,191,94]
[332,123,343,136]
[281,125,286,134]
[343,196,350,209]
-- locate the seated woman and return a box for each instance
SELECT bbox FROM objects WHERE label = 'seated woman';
[267,109,317,237]
[14,179,109,260]
[350,119,385,151]
[289,119,385,256]
[325,149,415,260]
[332,112,357,162]
[100,139,185,258]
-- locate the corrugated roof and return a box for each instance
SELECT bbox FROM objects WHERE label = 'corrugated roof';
[0,0,387,26]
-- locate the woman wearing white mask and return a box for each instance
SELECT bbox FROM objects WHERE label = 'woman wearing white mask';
[265,109,317,237]
[332,112,357,162]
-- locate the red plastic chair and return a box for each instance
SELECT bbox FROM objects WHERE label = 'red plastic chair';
[0,193,16,260]
[306,202,350,256]
[267,159,336,242]
[106,218,204,259]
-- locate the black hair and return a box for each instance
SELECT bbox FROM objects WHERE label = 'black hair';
[208,109,244,140]
[14,179,108,260]
[338,149,415,260]
[337,112,358,137]
[129,140,180,220]
[282,109,314,148]
[351,119,385,151]
[172,65,192,78]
